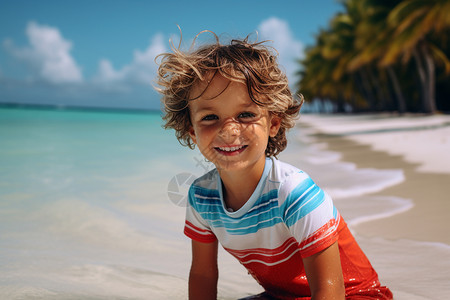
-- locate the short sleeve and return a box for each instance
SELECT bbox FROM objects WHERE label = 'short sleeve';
[279,171,339,258]
[184,185,217,243]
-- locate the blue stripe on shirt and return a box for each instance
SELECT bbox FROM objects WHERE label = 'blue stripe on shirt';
[191,186,282,235]
[282,178,326,227]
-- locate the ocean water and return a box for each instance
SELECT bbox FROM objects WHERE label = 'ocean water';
[1,108,449,299]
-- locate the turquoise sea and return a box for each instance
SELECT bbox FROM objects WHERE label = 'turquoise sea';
[0,107,199,299]
[1,107,449,299]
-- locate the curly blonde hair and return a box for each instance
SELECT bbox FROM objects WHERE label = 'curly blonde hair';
[155,31,302,157]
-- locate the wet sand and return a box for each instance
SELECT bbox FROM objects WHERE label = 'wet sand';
[312,133,450,245]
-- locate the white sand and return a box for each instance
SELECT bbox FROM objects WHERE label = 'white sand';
[299,114,450,174]
[295,113,450,299]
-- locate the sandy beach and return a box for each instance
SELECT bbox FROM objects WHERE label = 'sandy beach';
[323,136,450,244]
[295,113,450,299]
[298,114,450,244]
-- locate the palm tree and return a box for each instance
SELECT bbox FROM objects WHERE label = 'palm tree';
[299,1,369,112]
[323,0,398,112]
[297,0,450,113]
[299,0,403,112]
[382,0,450,113]
[348,0,407,113]
[321,13,357,111]
[299,26,364,113]
[298,31,340,108]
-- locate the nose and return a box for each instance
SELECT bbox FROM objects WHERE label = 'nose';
[219,119,240,140]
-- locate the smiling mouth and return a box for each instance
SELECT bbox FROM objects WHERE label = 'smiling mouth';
[214,145,248,155]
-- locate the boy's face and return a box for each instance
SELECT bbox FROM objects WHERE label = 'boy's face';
[188,74,281,173]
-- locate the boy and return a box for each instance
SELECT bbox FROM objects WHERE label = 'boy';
[156,32,393,300]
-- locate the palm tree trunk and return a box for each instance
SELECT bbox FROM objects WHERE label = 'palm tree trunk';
[413,47,427,111]
[420,42,436,113]
[356,70,377,111]
[366,66,385,111]
[386,66,407,114]
[336,95,346,113]
[413,42,436,114]
[380,70,396,111]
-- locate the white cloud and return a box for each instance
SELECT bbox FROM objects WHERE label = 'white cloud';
[4,21,83,84]
[1,22,168,109]
[3,21,166,88]
[96,59,123,82]
[94,33,166,87]
[258,17,304,84]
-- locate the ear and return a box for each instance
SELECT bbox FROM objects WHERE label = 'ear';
[269,115,281,138]
[188,126,197,144]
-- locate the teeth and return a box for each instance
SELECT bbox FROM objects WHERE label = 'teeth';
[218,145,244,152]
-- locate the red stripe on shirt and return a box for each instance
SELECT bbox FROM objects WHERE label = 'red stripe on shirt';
[184,220,217,243]
[225,237,301,266]
[299,218,339,258]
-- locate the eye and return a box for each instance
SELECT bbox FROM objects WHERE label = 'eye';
[238,112,256,119]
[201,114,218,121]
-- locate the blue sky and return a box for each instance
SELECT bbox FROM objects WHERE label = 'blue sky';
[0,0,342,110]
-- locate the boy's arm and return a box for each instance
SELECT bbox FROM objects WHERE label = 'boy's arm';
[189,239,219,300]
[303,241,345,300]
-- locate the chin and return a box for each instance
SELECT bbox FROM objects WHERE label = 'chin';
[212,160,244,172]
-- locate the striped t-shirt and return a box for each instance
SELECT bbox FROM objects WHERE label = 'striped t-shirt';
[184,157,392,299]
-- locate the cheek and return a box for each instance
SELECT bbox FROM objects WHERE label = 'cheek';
[192,126,215,145]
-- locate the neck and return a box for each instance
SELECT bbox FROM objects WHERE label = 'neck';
[218,158,267,211]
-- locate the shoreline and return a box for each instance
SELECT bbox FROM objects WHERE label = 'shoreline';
[310,129,450,245]
[0,102,160,115]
